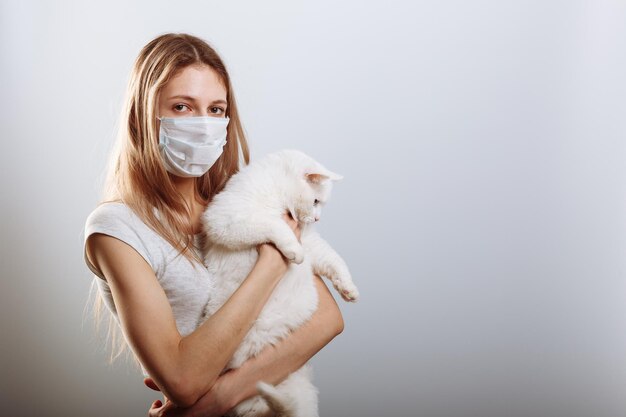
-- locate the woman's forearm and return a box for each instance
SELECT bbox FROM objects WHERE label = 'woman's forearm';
[175,253,286,406]
[221,274,344,409]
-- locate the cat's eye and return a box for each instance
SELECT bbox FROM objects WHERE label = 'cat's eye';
[314,199,320,206]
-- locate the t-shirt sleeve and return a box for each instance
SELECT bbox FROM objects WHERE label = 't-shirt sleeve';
[83,203,155,280]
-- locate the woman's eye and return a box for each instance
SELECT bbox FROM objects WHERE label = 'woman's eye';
[174,104,190,112]
[210,106,225,115]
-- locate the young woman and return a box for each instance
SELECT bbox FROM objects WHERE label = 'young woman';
[83,33,344,417]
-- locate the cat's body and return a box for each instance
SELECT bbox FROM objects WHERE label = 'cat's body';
[199,150,359,417]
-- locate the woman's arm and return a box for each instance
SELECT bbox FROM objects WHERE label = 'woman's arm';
[86,235,291,409]
[176,273,344,415]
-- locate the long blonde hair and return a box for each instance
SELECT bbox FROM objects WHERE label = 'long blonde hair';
[88,33,250,366]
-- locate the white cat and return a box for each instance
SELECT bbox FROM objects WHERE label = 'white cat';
[199,149,359,417]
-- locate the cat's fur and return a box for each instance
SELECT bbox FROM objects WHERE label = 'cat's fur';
[198,149,359,417]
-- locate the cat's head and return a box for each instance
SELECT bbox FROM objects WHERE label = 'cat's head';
[277,150,343,224]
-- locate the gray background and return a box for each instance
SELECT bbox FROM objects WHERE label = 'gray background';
[1,0,626,416]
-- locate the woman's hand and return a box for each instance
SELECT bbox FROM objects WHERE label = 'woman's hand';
[145,379,185,417]
[145,372,237,417]
[256,211,301,276]
[282,211,302,242]
[148,398,184,417]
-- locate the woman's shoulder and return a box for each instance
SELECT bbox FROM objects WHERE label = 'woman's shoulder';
[84,201,154,242]
[85,201,144,227]
[84,201,160,273]
[86,200,130,217]
[84,200,125,228]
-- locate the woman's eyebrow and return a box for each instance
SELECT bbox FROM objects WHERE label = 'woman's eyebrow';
[168,95,197,102]
[168,95,227,105]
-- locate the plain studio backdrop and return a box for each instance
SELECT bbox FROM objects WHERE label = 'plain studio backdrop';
[1,1,625,416]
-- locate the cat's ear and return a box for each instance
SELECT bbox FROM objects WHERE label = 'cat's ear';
[306,169,343,184]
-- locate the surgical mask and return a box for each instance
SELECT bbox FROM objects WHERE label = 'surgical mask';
[157,116,230,177]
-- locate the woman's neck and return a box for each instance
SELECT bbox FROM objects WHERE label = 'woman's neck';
[171,176,195,203]
[170,176,205,234]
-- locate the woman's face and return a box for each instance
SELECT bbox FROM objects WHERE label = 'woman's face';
[157,64,228,120]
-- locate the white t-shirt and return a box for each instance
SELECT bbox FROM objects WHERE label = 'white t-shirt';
[83,202,213,377]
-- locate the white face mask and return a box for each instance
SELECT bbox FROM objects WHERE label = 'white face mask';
[157,116,230,177]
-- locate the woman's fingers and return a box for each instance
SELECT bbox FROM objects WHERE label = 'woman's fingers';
[282,211,296,227]
[283,211,301,241]
[148,399,163,417]
[144,377,161,391]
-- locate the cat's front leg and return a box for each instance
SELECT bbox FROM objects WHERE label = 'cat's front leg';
[205,212,304,264]
[319,257,359,302]
[263,217,305,264]
[301,228,359,302]
[223,214,305,264]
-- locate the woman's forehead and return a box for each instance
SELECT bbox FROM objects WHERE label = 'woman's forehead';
[162,65,227,102]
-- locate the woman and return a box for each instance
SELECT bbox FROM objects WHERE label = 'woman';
[83,33,344,416]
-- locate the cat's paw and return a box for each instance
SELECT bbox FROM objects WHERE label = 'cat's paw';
[334,280,359,302]
[280,243,304,264]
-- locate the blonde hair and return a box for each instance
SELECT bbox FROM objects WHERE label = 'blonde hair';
[88,33,250,366]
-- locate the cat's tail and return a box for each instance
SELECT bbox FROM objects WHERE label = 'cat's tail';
[256,381,296,417]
